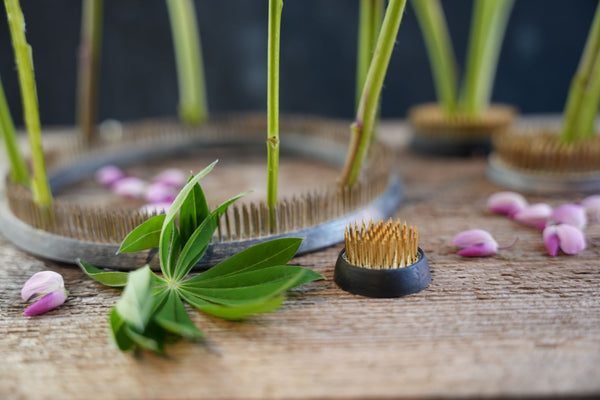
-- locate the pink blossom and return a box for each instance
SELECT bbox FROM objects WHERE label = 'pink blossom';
[145,182,177,204]
[581,195,600,222]
[551,204,587,229]
[487,191,528,217]
[112,177,147,199]
[152,168,187,188]
[453,229,498,257]
[513,203,553,230]
[95,165,125,186]
[543,224,586,257]
[21,271,68,316]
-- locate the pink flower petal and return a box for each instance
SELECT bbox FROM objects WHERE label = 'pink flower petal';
[452,229,496,248]
[21,271,64,302]
[152,168,187,188]
[542,226,560,257]
[555,224,586,255]
[112,177,147,199]
[551,204,587,229]
[487,191,528,217]
[95,165,125,186]
[581,195,600,222]
[457,241,498,257]
[145,182,177,203]
[24,290,68,316]
[513,203,552,230]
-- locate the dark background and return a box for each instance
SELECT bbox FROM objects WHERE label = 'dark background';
[0,0,597,126]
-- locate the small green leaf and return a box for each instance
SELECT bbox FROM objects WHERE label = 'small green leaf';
[180,291,285,320]
[154,291,203,340]
[109,307,135,351]
[179,182,209,244]
[179,267,309,306]
[115,266,157,332]
[187,238,303,283]
[124,323,165,354]
[78,260,129,287]
[160,221,179,279]
[119,214,166,253]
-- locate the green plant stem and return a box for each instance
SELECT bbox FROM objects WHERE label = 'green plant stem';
[76,0,103,146]
[0,76,29,185]
[411,0,457,114]
[340,0,407,188]
[267,0,283,228]
[460,0,514,116]
[356,0,384,108]
[560,2,600,143]
[4,0,52,207]
[166,0,208,126]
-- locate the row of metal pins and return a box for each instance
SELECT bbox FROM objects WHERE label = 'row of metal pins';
[344,218,419,270]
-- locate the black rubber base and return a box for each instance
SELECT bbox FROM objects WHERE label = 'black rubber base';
[334,248,431,298]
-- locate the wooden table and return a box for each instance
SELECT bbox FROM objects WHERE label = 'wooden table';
[1,122,599,399]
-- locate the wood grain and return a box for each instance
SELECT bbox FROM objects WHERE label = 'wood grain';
[1,122,599,399]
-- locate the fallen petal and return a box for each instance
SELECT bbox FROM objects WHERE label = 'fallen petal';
[487,191,528,217]
[145,182,177,204]
[552,204,587,229]
[581,195,600,222]
[24,289,68,316]
[542,226,560,257]
[513,203,553,230]
[95,165,125,186]
[21,271,64,302]
[112,177,147,199]
[452,229,496,248]
[556,224,586,255]
[152,168,187,188]
[457,242,498,257]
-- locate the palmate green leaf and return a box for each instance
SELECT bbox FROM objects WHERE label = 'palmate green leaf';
[179,181,209,244]
[109,307,135,352]
[160,221,180,279]
[173,191,250,281]
[179,290,285,320]
[155,291,203,340]
[179,266,320,306]
[185,238,303,284]
[118,214,166,253]
[115,266,158,332]
[78,260,129,287]
[124,322,166,354]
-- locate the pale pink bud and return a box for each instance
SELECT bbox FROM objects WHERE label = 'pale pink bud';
[112,177,147,199]
[145,182,177,204]
[152,168,187,188]
[543,224,586,256]
[24,290,68,316]
[453,229,498,257]
[513,203,552,230]
[21,271,64,302]
[551,204,587,229]
[581,195,600,222]
[95,165,125,186]
[21,271,68,316]
[487,191,528,217]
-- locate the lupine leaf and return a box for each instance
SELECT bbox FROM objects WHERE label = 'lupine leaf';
[118,214,165,253]
[160,221,179,279]
[115,266,157,332]
[78,260,129,287]
[124,322,165,354]
[185,238,303,284]
[154,291,203,340]
[109,307,134,351]
[179,182,209,244]
[179,290,285,320]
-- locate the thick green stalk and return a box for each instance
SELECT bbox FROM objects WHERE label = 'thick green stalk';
[460,0,514,116]
[76,0,103,146]
[4,0,52,207]
[340,0,407,188]
[356,0,384,108]
[411,0,458,114]
[0,76,29,185]
[166,0,208,126]
[560,2,600,143]
[267,0,283,228]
